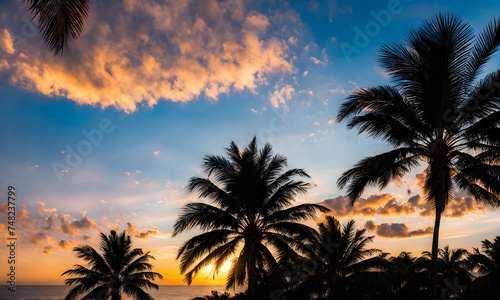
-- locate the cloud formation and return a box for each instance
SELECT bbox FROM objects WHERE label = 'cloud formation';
[58,239,78,250]
[37,201,57,216]
[321,172,486,220]
[126,222,160,239]
[59,213,98,236]
[0,0,295,111]
[269,84,295,108]
[321,192,485,219]
[0,201,157,255]
[28,231,79,253]
[0,203,7,216]
[319,193,418,218]
[364,220,433,238]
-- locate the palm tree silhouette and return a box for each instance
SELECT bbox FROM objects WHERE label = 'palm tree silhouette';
[62,230,163,300]
[464,236,500,299]
[336,13,500,298]
[290,216,385,300]
[386,252,428,299]
[23,0,90,55]
[173,137,329,300]
[422,246,471,298]
[193,290,233,300]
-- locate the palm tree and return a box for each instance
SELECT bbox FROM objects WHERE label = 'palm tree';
[386,252,429,299]
[422,246,471,298]
[290,216,386,300]
[173,137,330,300]
[23,0,90,55]
[62,230,163,300]
[463,236,500,299]
[336,13,500,298]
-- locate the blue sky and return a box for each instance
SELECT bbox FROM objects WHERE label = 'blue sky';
[1,0,500,284]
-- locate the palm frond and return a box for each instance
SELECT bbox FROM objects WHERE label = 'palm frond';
[172,203,240,236]
[24,0,90,55]
[463,17,500,85]
[263,204,329,224]
[337,148,420,203]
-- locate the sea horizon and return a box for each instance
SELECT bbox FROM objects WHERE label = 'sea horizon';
[1,284,236,286]
[0,285,245,300]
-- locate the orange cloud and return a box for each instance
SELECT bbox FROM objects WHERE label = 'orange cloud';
[321,190,486,219]
[28,231,56,245]
[126,221,160,239]
[320,193,405,217]
[37,202,57,216]
[18,205,37,228]
[0,203,7,216]
[59,213,98,236]
[245,13,270,30]
[443,193,486,219]
[58,239,78,250]
[415,172,425,188]
[0,29,14,55]
[1,0,294,112]
[29,233,78,254]
[43,245,54,254]
[364,221,433,238]
[42,213,58,231]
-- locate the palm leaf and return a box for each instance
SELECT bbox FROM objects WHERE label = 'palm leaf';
[24,0,90,55]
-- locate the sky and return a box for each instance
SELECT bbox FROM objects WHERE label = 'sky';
[1,0,500,286]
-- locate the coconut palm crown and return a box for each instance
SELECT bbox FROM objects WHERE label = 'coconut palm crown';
[62,230,163,300]
[291,216,386,300]
[336,13,500,297]
[173,137,330,300]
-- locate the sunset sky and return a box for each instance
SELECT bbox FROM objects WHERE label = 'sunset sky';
[1,0,500,286]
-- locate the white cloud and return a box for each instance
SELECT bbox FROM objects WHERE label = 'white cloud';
[269,84,295,108]
[329,84,345,94]
[310,56,321,64]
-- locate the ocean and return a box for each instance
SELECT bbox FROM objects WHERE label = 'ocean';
[0,285,244,300]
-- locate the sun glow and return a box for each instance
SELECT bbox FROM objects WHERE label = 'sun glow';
[204,260,233,274]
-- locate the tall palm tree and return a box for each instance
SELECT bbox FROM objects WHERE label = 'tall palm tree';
[464,236,500,299]
[290,216,386,300]
[62,230,163,300]
[336,13,500,298]
[23,0,90,55]
[173,137,330,300]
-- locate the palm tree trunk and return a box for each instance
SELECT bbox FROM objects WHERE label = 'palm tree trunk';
[430,207,442,299]
[248,254,257,300]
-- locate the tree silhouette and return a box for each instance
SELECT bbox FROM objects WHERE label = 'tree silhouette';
[336,13,500,298]
[62,230,162,300]
[173,137,329,300]
[290,216,386,300]
[463,236,500,299]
